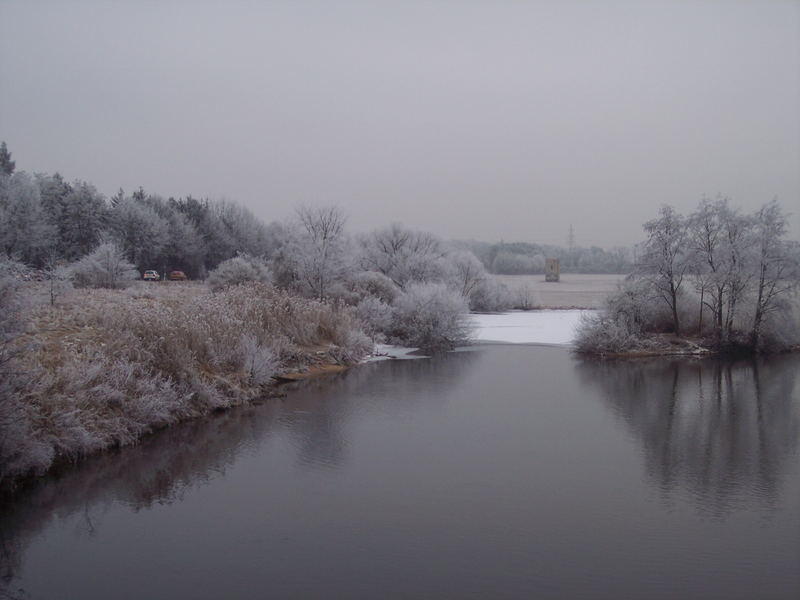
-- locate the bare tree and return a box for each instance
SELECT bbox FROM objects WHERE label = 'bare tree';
[750,200,800,347]
[688,196,736,336]
[720,208,753,338]
[43,250,73,306]
[638,205,690,335]
[445,250,486,298]
[358,223,447,289]
[293,206,349,300]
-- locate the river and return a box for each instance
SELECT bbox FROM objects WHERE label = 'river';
[1,343,799,599]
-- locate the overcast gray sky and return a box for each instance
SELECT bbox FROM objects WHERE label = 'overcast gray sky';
[1,0,798,246]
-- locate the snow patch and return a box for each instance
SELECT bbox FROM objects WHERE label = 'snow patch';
[469,310,591,346]
[367,344,429,361]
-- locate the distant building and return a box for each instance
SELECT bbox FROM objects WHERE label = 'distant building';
[545,257,560,282]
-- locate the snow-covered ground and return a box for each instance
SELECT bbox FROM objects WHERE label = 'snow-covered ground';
[370,344,428,360]
[469,310,591,345]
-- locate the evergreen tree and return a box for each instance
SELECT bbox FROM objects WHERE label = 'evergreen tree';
[0,142,15,175]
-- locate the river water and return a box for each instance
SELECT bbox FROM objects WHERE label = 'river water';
[2,345,799,599]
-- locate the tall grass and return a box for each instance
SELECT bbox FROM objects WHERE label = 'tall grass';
[1,282,371,487]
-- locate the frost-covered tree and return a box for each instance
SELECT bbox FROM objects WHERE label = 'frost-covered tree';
[444,250,487,298]
[172,196,236,269]
[688,197,728,333]
[71,242,138,289]
[358,224,447,289]
[750,200,800,347]
[638,205,690,335]
[0,172,54,266]
[109,198,169,270]
[59,181,107,260]
[36,172,72,242]
[718,208,753,338]
[278,206,351,299]
[212,200,272,257]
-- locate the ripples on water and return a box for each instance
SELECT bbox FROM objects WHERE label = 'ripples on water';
[2,347,798,599]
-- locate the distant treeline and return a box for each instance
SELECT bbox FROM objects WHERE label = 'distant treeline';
[453,240,633,275]
[0,143,277,278]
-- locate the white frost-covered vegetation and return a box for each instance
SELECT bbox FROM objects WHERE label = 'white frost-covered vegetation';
[0,282,371,486]
[70,242,138,289]
[207,253,273,292]
[576,199,800,354]
[389,283,472,351]
[0,144,521,484]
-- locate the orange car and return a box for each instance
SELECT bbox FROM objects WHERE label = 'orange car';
[168,271,187,281]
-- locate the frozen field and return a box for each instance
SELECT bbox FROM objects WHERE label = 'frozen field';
[470,310,591,345]
[494,273,623,308]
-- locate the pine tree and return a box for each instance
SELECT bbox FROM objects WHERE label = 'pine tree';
[0,142,15,175]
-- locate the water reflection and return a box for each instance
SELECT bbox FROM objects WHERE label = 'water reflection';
[577,355,800,515]
[2,348,798,599]
[0,351,477,596]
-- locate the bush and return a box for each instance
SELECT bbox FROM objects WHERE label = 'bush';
[574,279,656,354]
[207,254,273,292]
[574,311,641,354]
[355,296,393,342]
[70,242,138,289]
[347,270,400,304]
[389,282,472,352]
[469,278,512,312]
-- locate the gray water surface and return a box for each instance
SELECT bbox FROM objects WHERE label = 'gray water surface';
[2,346,799,599]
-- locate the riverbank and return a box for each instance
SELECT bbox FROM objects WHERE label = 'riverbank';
[574,326,800,358]
[1,282,372,489]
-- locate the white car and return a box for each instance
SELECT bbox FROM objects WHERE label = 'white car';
[142,270,160,281]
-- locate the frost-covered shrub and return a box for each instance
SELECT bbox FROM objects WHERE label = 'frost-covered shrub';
[390,282,472,351]
[512,284,539,310]
[574,311,641,354]
[355,296,394,341]
[70,242,138,289]
[207,254,273,292]
[43,259,73,306]
[469,278,512,312]
[238,334,278,386]
[347,270,400,303]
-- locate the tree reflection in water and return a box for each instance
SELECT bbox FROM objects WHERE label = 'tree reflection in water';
[577,354,800,516]
[0,351,476,597]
